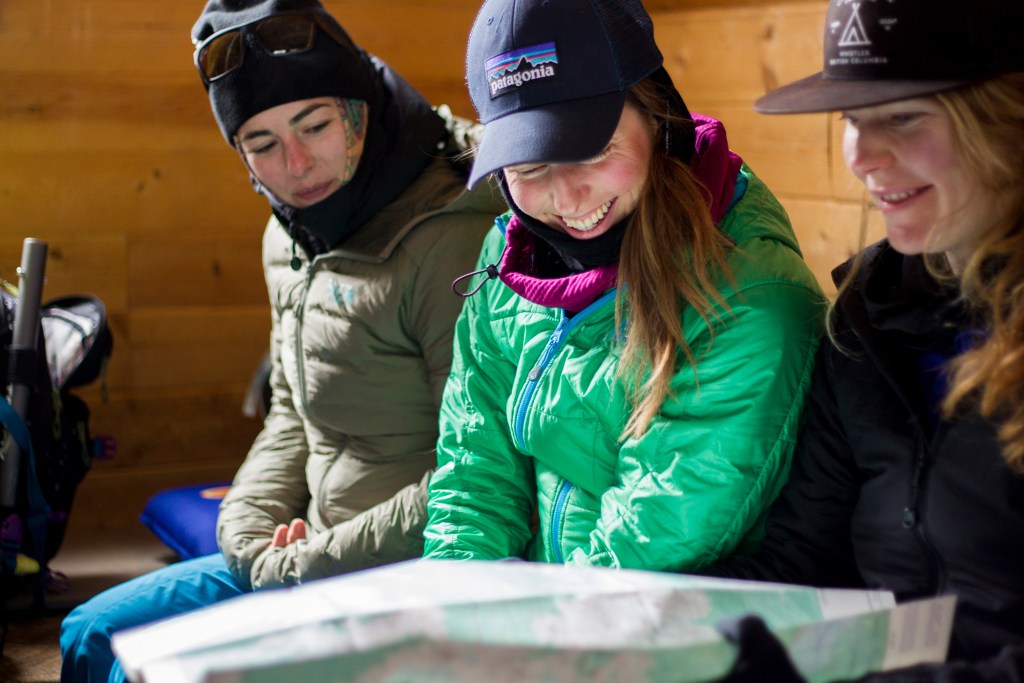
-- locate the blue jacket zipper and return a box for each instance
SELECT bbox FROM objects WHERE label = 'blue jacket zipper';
[507,290,616,563]
[550,478,574,563]
[507,290,610,450]
[510,290,617,451]
[511,318,568,451]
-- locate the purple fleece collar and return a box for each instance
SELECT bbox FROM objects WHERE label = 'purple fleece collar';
[498,217,620,312]
[498,114,742,311]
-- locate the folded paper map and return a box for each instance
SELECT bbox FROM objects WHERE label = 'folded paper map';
[112,559,955,683]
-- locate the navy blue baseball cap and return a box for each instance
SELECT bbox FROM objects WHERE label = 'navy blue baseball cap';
[465,0,663,187]
[755,0,1024,114]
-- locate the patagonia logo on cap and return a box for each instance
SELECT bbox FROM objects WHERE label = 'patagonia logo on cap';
[486,42,559,98]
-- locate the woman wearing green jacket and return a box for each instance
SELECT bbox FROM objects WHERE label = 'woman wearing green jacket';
[423,0,826,572]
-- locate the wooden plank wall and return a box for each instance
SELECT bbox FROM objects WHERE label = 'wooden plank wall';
[653,0,886,289]
[0,0,883,532]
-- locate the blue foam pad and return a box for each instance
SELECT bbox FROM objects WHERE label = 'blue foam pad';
[140,483,231,560]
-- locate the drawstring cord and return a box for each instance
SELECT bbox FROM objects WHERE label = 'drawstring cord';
[451,241,508,298]
[451,263,498,297]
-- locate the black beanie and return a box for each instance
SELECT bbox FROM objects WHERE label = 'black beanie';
[191,0,374,142]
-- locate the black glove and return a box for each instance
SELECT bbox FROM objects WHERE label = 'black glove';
[714,614,807,683]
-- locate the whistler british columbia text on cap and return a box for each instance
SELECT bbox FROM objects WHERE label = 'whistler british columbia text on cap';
[755,0,1024,114]
[465,0,663,187]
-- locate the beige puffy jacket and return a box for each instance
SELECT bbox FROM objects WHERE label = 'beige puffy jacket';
[218,156,502,589]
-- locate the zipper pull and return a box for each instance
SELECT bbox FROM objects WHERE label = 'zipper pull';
[902,507,916,529]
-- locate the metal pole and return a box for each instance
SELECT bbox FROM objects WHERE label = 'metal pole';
[1,238,48,509]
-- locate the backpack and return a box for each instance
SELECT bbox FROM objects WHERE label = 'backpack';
[0,287,113,619]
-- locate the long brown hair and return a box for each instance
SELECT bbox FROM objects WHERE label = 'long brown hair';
[936,73,1024,472]
[617,77,734,439]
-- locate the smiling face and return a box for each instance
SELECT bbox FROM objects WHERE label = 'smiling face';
[841,97,1005,272]
[236,96,366,209]
[502,103,655,240]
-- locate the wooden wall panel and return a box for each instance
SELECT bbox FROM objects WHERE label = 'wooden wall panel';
[782,198,888,296]
[655,3,825,106]
[0,3,203,78]
[0,77,219,153]
[0,233,128,311]
[66,389,261,530]
[86,390,263,470]
[321,2,482,117]
[127,238,266,308]
[106,307,270,392]
[690,103,832,199]
[653,0,878,301]
[0,152,267,251]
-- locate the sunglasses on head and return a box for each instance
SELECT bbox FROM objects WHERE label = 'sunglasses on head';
[193,13,354,86]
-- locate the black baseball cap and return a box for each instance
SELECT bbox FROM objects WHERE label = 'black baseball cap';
[465,0,663,187]
[755,0,1024,114]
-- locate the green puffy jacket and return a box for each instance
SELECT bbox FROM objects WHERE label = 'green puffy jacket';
[424,167,826,571]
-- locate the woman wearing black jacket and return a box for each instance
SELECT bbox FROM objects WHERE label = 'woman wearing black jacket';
[707,0,1024,680]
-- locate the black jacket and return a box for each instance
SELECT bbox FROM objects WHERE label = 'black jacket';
[709,241,1024,680]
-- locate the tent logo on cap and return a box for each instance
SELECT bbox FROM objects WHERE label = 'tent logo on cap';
[837,2,870,47]
[829,0,889,69]
[485,42,559,98]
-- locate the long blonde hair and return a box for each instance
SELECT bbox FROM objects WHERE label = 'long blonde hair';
[617,78,734,439]
[935,73,1024,472]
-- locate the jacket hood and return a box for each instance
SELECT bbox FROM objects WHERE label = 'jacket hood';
[691,113,743,225]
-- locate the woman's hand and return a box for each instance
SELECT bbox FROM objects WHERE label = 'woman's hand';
[271,518,307,548]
